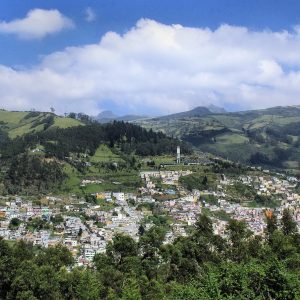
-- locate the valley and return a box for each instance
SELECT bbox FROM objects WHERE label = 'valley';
[0,108,299,299]
[136,105,300,173]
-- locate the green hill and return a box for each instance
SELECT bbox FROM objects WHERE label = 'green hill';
[136,106,300,173]
[0,110,83,138]
[0,115,189,195]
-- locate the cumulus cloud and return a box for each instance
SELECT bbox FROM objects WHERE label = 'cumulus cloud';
[85,7,96,22]
[1,19,300,114]
[0,8,74,39]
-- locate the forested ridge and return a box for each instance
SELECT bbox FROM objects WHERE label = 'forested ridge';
[1,121,189,159]
[0,211,299,299]
[0,121,190,194]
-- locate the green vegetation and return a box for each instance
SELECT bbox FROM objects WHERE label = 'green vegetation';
[5,154,66,195]
[96,198,116,211]
[0,211,299,299]
[90,144,124,163]
[0,115,189,195]
[53,117,83,129]
[26,218,50,232]
[226,182,256,203]
[254,194,281,208]
[180,172,217,191]
[0,110,82,138]
[210,209,232,221]
[137,105,300,173]
[202,194,218,205]
[8,218,21,230]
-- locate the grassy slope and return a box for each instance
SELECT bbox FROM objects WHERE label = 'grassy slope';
[0,111,83,138]
[61,144,143,195]
[53,117,82,129]
[62,162,141,195]
[90,144,125,163]
[136,106,300,172]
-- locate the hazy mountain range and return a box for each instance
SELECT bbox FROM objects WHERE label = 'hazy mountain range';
[136,105,300,173]
[2,105,300,173]
[95,105,226,123]
[94,110,147,123]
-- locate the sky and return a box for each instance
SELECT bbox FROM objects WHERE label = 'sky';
[1,0,300,116]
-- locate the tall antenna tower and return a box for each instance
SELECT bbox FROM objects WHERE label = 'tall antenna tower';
[177,146,181,164]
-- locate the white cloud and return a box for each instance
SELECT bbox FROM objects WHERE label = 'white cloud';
[1,19,300,114]
[85,7,96,22]
[0,8,74,39]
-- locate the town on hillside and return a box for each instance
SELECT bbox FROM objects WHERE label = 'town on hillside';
[0,149,299,267]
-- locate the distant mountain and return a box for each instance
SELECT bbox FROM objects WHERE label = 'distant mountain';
[136,105,300,173]
[96,110,118,120]
[206,104,227,114]
[116,114,146,122]
[153,105,226,120]
[155,106,212,120]
[95,105,226,123]
[95,111,147,123]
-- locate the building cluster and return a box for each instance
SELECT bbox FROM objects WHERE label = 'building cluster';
[0,193,145,266]
[0,168,299,266]
[208,173,300,235]
[140,170,192,194]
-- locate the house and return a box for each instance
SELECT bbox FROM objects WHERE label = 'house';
[113,193,125,202]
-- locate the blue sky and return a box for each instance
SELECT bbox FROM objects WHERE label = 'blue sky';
[0,0,300,115]
[1,0,300,66]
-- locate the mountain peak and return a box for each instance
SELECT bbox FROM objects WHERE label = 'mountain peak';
[95,110,147,123]
[155,105,226,120]
[206,104,227,113]
[97,110,118,119]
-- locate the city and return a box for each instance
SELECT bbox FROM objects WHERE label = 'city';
[1,152,299,266]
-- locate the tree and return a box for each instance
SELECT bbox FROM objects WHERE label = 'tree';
[202,175,208,186]
[266,212,278,236]
[226,219,251,262]
[9,262,60,300]
[35,244,74,271]
[168,282,206,300]
[121,277,142,300]
[281,209,297,235]
[0,238,16,298]
[194,214,213,238]
[68,112,77,119]
[138,224,145,236]
[143,279,165,300]
[74,269,101,300]
[9,218,21,230]
[106,234,138,265]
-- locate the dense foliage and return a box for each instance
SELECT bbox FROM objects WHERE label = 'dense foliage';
[0,121,190,194]
[0,128,9,148]
[1,121,190,159]
[0,211,299,299]
[139,106,300,171]
[179,174,209,191]
[3,154,66,194]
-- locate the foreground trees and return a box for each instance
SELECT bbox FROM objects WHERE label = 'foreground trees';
[0,212,299,299]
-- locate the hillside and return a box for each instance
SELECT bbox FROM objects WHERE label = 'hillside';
[155,106,212,120]
[0,110,83,138]
[136,105,300,173]
[152,105,226,121]
[0,114,190,195]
